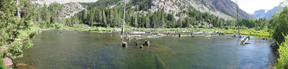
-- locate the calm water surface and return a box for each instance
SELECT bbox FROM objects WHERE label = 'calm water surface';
[14,30,278,69]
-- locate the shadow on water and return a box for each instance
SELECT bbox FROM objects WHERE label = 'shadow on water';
[12,30,278,69]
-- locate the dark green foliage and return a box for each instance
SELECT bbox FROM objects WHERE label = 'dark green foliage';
[0,0,36,59]
[269,6,288,49]
[275,36,288,69]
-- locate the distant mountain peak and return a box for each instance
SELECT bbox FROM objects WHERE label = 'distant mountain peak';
[250,6,280,20]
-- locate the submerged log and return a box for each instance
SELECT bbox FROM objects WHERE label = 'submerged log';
[16,63,27,67]
[122,42,128,47]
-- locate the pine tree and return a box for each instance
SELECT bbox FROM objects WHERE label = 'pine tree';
[134,14,138,27]
[178,16,183,28]
[43,3,50,24]
[146,14,149,28]
[66,17,71,26]
[160,9,165,28]
[103,10,107,27]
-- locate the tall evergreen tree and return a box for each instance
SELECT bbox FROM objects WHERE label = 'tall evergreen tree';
[103,10,107,27]
[43,3,50,24]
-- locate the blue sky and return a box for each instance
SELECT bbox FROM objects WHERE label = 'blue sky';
[231,0,284,14]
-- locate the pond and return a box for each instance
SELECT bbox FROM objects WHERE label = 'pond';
[13,30,278,69]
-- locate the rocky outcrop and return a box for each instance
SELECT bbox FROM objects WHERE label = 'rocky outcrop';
[146,0,252,20]
[62,2,85,18]
[31,0,98,5]
[212,0,253,19]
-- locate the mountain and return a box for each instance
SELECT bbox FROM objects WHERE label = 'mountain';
[250,6,280,20]
[31,0,253,20]
[211,0,253,19]
[31,0,98,5]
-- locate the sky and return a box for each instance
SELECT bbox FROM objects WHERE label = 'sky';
[231,0,284,14]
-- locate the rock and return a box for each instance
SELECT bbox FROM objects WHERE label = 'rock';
[262,38,266,40]
[16,63,27,67]
[122,42,128,47]
[233,34,237,37]
[3,57,13,66]
[144,40,150,46]
[238,36,242,38]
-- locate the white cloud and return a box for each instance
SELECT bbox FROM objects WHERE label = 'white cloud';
[231,0,284,14]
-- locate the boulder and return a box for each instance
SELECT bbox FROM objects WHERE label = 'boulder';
[122,42,128,47]
[3,57,13,66]
[16,63,27,67]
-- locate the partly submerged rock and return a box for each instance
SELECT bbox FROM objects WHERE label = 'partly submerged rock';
[3,57,13,66]
[122,42,128,47]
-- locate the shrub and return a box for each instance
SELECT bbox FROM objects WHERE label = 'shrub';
[275,35,288,69]
[225,26,230,30]
[54,23,63,29]
[194,25,198,28]
[50,23,55,29]
[39,21,47,29]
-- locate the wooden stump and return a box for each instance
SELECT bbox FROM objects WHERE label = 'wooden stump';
[144,40,150,46]
[140,45,143,48]
[135,42,139,46]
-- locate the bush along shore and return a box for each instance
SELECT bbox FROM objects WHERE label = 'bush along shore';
[0,26,38,68]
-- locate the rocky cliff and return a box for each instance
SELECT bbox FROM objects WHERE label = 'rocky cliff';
[211,0,253,19]
[145,0,252,20]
